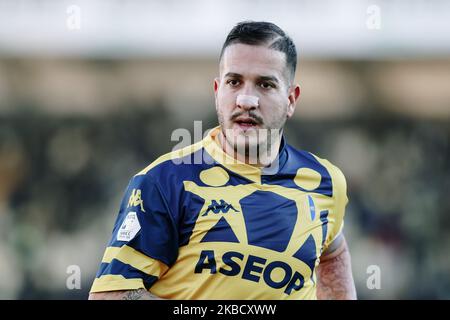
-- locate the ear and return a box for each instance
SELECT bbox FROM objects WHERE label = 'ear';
[213,77,220,108]
[286,84,301,119]
[214,77,220,95]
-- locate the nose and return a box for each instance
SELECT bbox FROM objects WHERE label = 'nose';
[236,94,259,111]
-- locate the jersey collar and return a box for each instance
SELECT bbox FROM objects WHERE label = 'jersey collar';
[203,126,288,184]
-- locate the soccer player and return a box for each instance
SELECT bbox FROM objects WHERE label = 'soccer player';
[89,21,357,300]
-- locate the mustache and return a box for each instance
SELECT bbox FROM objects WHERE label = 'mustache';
[230,112,264,125]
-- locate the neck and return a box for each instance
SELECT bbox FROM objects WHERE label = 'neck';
[217,129,282,167]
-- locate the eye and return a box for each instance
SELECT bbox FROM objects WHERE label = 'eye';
[259,82,275,89]
[226,79,240,87]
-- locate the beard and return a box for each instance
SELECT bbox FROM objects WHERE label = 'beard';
[218,113,285,165]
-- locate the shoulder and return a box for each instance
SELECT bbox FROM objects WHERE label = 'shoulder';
[134,139,205,178]
[285,144,347,197]
[117,142,206,224]
[305,150,348,212]
[309,152,347,191]
[122,139,212,207]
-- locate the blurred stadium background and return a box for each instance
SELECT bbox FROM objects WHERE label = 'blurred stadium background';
[0,0,449,299]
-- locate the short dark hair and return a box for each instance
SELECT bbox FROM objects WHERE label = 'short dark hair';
[220,21,297,82]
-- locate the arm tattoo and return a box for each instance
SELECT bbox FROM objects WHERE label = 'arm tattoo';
[121,288,161,300]
[316,241,357,300]
[89,288,163,300]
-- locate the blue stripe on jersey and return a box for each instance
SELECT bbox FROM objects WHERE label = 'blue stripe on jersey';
[308,195,316,221]
[96,260,158,290]
[320,210,329,248]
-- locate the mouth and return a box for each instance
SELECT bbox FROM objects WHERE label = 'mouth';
[234,117,260,130]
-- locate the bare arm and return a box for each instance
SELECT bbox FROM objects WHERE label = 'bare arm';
[88,288,164,300]
[316,234,357,300]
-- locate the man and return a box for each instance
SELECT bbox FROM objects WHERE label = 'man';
[89,21,357,300]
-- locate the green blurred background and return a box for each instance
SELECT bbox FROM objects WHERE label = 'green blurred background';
[0,0,449,299]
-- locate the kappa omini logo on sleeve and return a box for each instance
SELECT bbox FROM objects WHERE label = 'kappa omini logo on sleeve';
[117,211,141,241]
[127,188,146,212]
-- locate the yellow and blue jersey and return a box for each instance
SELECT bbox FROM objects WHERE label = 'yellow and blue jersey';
[90,126,348,299]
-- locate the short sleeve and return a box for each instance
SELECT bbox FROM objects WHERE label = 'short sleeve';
[322,164,348,251]
[90,174,178,293]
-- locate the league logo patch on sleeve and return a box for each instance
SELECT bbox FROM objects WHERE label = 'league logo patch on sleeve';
[117,211,141,241]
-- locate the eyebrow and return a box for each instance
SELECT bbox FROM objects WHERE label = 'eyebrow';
[224,72,242,79]
[224,72,280,84]
[259,75,279,84]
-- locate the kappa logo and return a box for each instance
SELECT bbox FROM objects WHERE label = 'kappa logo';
[202,199,239,216]
[127,188,145,212]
